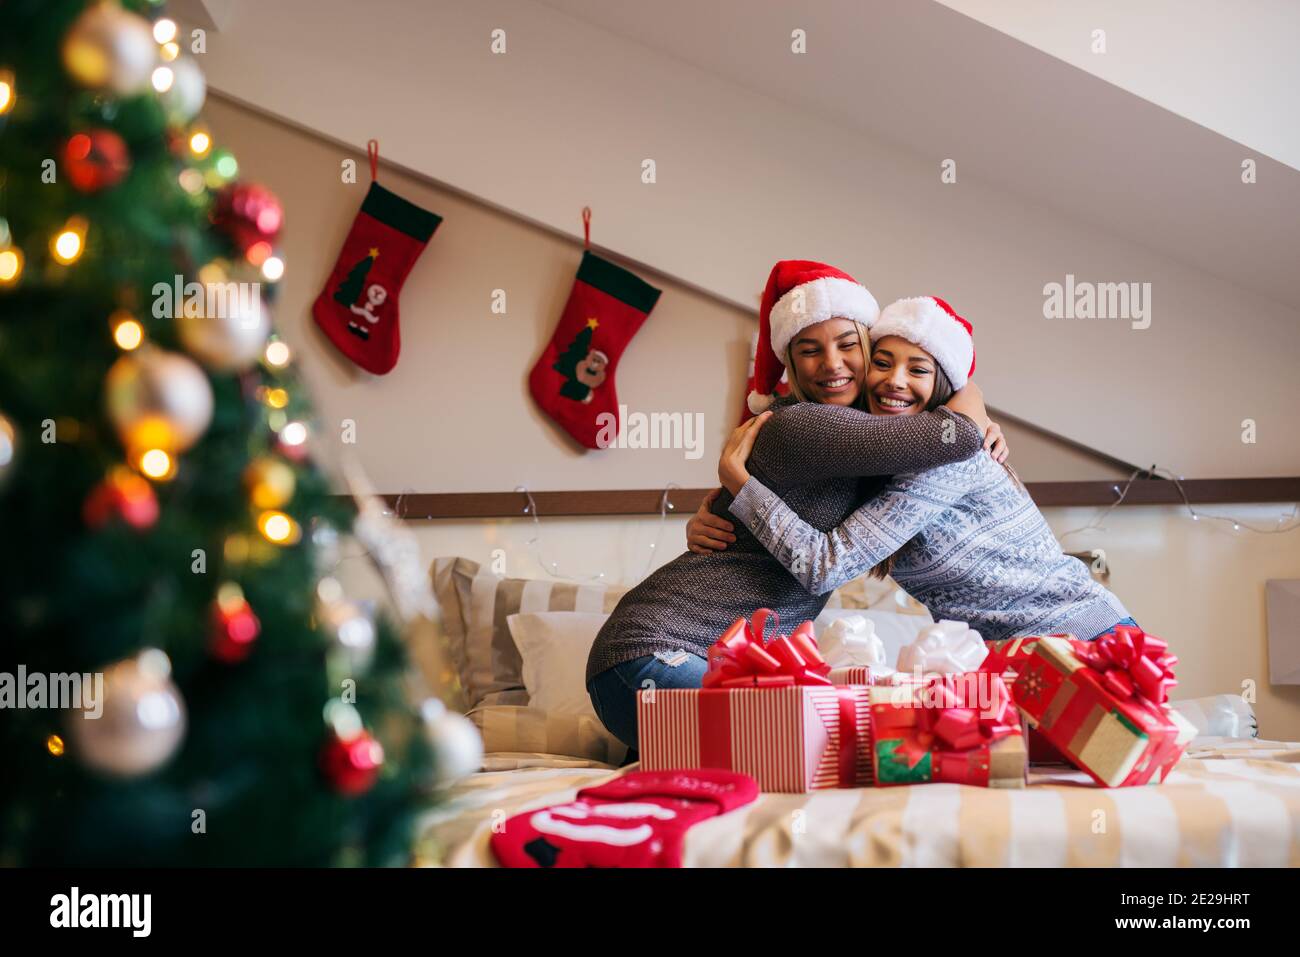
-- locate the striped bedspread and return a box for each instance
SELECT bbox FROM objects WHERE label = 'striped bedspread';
[413,738,1300,867]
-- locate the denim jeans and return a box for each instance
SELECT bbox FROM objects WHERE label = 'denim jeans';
[587,650,709,761]
[1085,616,1139,642]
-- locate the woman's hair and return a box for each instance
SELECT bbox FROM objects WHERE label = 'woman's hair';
[782,320,872,411]
[867,351,1025,581]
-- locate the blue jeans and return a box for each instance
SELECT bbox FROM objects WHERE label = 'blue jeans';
[1085,616,1139,642]
[587,651,708,760]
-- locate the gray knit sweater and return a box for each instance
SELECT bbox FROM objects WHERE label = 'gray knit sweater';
[585,399,984,683]
[729,450,1131,643]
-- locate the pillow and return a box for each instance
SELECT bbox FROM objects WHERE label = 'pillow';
[1168,693,1258,740]
[813,606,934,669]
[430,556,628,710]
[468,704,628,765]
[507,611,608,717]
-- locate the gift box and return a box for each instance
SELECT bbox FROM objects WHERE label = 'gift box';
[982,635,1079,766]
[870,673,1026,788]
[1013,630,1191,787]
[637,610,873,792]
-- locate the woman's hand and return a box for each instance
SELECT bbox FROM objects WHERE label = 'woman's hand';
[686,487,736,553]
[718,411,770,497]
[984,421,1009,463]
[947,382,990,432]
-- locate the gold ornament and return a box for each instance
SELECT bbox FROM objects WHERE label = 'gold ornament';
[62,1,157,95]
[244,456,295,509]
[105,346,213,454]
[66,649,186,777]
[175,284,270,372]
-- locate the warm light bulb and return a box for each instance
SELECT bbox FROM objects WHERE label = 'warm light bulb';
[51,219,86,265]
[258,510,300,545]
[214,152,239,179]
[261,256,285,281]
[160,41,180,62]
[279,421,308,446]
[153,18,178,43]
[178,168,205,194]
[189,131,211,156]
[264,387,289,409]
[112,314,144,350]
[46,735,65,757]
[264,340,291,367]
[139,448,174,480]
[0,72,13,115]
[245,241,271,267]
[151,65,174,92]
[0,247,22,285]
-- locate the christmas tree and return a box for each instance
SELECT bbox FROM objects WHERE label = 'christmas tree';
[332,247,377,307]
[553,320,595,400]
[0,0,451,865]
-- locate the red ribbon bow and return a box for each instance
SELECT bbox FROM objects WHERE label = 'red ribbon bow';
[913,677,1019,753]
[701,609,833,689]
[1072,625,1178,705]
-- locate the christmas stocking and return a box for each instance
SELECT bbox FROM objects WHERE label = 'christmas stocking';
[490,768,757,868]
[528,251,661,449]
[312,179,441,375]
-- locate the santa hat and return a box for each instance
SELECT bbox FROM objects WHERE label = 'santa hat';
[748,260,879,414]
[870,296,975,390]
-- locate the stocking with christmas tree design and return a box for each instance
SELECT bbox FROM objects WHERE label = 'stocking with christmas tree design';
[313,142,441,375]
[528,251,661,448]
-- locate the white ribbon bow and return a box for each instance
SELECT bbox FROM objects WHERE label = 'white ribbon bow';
[896,619,988,675]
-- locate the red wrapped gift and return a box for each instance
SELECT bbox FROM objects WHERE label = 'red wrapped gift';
[870,673,1026,788]
[638,610,872,792]
[1013,629,1194,787]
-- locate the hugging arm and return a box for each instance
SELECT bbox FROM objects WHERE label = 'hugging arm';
[727,469,970,594]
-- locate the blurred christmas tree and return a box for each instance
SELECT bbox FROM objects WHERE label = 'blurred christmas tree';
[0,0,458,865]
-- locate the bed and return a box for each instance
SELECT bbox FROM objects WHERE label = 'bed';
[414,555,1300,867]
[414,737,1300,867]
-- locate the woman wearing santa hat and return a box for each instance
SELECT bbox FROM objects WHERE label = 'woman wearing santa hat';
[691,294,1138,644]
[585,261,1001,760]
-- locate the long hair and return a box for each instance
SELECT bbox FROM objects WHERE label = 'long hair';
[782,320,872,411]
[866,362,1025,580]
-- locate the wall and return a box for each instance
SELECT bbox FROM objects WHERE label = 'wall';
[204,96,1300,740]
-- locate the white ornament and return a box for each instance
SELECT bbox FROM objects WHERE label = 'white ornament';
[176,291,270,372]
[421,698,482,788]
[105,347,214,453]
[896,620,987,675]
[160,55,205,124]
[63,2,157,95]
[68,649,186,777]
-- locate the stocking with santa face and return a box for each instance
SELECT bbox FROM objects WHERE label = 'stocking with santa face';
[312,144,442,375]
[529,251,661,449]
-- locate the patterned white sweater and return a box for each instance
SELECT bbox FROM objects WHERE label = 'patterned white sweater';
[729,450,1131,643]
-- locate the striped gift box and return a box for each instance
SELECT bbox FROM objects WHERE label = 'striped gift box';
[636,685,873,793]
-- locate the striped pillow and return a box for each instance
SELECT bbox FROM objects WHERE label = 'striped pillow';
[1169,693,1258,739]
[468,705,629,766]
[430,556,629,710]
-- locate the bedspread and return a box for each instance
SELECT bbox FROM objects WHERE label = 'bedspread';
[413,738,1300,867]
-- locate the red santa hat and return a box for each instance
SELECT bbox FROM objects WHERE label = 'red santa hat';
[748,260,880,414]
[870,296,975,390]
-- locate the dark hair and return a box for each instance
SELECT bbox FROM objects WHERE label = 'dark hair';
[866,360,1024,581]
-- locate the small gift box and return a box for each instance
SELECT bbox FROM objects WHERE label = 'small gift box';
[980,635,1078,765]
[870,673,1027,788]
[1013,629,1193,787]
[638,610,873,792]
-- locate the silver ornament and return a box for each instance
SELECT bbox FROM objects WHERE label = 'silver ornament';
[421,698,482,787]
[319,589,376,675]
[105,346,214,453]
[161,55,205,124]
[68,649,186,777]
[176,288,271,372]
[62,2,157,95]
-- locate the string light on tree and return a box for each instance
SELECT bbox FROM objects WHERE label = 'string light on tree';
[261,255,285,282]
[277,420,310,461]
[210,582,261,663]
[137,447,174,481]
[264,339,291,368]
[188,129,211,157]
[258,509,301,545]
[110,310,143,350]
[0,69,15,115]
[50,217,87,265]
[0,411,16,488]
[244,456,295,509]
[46,735,64,758]
[152,17,177,44]
[150,64,173,93]
[0,245,21,287]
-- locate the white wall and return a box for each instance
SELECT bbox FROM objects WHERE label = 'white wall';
[192,0,1300,477]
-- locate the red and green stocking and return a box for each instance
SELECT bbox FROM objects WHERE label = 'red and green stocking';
[528,252,660,449]
[312,181,441,375]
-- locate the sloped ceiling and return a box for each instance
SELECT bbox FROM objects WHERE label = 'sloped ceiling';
[187,0,1300,477]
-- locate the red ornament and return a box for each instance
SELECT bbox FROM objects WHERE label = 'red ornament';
[212,183,283,254]
[63,130,131,193]
[83,468,159,530]
[320,728,385,796]
[210,586,262,663]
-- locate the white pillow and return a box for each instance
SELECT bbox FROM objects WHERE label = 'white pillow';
[814,607,934,669]
[506,611,609,719]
